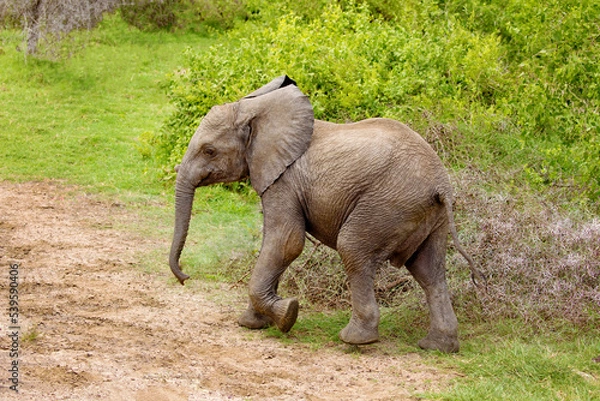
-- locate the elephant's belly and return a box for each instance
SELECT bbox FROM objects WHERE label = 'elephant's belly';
[305,219,341,250]
[303,187,447,268]
[304,196,365,251]
[306,223,337,249]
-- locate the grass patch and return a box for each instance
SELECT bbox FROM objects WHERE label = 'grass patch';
[21,325,41,343]
[0,15,212,196]
[433,328,600,400]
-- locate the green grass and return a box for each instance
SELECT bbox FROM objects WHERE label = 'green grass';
[436,329,600,400]
[0,16,212,196]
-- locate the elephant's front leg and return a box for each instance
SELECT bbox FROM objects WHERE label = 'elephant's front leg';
[238,279,280,329]
[242,217,306,333]
[238,296,274,329]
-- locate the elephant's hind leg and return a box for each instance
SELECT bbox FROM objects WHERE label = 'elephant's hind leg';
[405,224,459,353]
[339,262,381,345]
[336,234,381,345]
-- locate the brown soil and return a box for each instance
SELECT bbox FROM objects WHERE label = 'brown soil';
[0,181,454,400]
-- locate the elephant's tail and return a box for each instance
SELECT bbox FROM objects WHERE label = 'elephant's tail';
[439,191,487,289]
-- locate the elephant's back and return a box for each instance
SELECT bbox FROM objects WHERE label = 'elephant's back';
[286,118,451,247]
[306,118,446,186]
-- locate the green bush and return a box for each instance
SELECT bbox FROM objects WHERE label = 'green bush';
[147,0,599,203]
[120,0,180,30]
[120,0,247,32]
[150,2,511,177]
[443,0,600,199]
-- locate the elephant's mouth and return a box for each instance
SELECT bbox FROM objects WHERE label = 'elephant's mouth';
[196,170,232,188]
[195,172,212,188]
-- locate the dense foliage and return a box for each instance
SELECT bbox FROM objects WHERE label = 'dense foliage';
[149,0,599,205]
[120,0,246,32]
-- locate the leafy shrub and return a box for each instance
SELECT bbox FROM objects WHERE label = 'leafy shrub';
[190,0,247,30]
[120,0,247,32]
[120,0,180,30]
[148,0,599,204]
[151,2,510,178]
[443,0,600,201]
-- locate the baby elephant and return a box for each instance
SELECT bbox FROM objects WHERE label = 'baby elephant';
[169,76,482,353]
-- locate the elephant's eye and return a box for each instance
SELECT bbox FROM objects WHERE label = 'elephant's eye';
[202,146,216,157]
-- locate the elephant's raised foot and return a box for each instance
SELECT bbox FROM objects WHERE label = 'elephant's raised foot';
[418,331,459,353]
[272,297,299,333]
[339,321,379,345]
[238,308,273,329]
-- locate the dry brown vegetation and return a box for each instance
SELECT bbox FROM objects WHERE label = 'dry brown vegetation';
[225,168,600,332]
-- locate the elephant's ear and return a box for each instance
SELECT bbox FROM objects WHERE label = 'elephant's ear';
[243,75,297,99]
[238,84,314,196]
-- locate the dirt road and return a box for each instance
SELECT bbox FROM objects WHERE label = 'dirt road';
[0,181,453,400]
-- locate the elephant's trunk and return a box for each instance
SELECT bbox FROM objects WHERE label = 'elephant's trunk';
[169,178,195,285]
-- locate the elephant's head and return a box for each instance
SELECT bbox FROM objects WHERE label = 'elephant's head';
[169,76,314,284]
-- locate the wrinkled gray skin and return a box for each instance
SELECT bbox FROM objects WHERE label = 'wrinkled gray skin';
[169,76,483,353]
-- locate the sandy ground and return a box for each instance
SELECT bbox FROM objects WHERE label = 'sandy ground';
[0,181,455,400]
